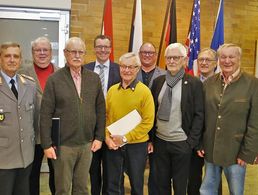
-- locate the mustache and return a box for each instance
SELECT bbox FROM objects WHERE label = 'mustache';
[72,58,82,62]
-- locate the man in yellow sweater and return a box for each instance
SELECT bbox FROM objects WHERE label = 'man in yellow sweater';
[104,52,155,195]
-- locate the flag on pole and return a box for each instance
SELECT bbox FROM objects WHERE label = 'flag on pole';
[128,0,143,54]
[185,0,200,76]
[102,0,114,61]
[157,0,177,69]
[211,0,224,73]
[210,0,224,51]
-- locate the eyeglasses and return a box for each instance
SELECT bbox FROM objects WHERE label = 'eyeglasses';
[65,49,86,56]
[197,58,216,63]
[33,48,51,53]
[165,56,183,62]
[95,45,111,50]
[139,51,156,56]
[120,65,139,70]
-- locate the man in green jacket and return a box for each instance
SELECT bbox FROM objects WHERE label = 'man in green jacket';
[40,37,105,195]
[199,43,258,195]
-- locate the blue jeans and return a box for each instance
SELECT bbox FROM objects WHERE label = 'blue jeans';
[200,161,246,195]
[104,142,148,195]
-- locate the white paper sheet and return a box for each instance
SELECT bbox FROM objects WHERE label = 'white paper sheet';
[107,109,142,135]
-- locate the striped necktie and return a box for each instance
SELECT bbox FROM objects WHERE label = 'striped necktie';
[10,79,18,99]
[99,64,105,92]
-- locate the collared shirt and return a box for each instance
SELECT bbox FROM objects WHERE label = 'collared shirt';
[221,68,241,88]
[200,74,208,83]
[70,68,81,96]
[141,68,155,86]
[118,79,139,91]
[1,70,18,90]
[93,59,110,97]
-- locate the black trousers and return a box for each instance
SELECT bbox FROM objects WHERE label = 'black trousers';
[154,137,192,195]
[104,142,148,195]
[188,151,223,195]
[147,153,159,195]
[188,151,204,195]
[90,144,108,195]
[30,144,55,195]
[0,163,32,195]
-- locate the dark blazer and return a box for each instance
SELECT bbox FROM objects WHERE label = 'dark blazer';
[151,73,204,148]
[137,66,166,88]
[84,61,120,90]
[203,72,258,166]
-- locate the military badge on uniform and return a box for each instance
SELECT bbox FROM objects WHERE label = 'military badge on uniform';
[0,109,4,122]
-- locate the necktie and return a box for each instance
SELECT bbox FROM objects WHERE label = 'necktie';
[99,64,105,92]
[10,79,18,99]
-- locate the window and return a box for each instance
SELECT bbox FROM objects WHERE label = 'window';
[0,7,70,67]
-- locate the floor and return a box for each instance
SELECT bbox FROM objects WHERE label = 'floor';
[40,165,258,195]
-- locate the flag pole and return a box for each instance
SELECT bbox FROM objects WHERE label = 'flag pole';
[157,0,172,66]
[101,0,107,34]
[128,0,137,52]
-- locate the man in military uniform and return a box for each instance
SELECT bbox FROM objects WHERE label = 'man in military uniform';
[0,42,36,195]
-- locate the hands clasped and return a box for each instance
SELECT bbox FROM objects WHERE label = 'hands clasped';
[105,135,124,150]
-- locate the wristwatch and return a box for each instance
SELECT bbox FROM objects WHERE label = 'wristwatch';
[122,136,127,144]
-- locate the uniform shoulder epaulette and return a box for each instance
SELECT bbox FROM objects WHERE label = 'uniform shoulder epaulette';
[19,74,35,82]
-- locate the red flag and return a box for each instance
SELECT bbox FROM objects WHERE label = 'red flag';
[157,0,177,69]
[102,0,114,61]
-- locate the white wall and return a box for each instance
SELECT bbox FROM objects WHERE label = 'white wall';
[0,0,71,10]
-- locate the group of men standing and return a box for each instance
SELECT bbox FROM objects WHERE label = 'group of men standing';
[0,34,257,195]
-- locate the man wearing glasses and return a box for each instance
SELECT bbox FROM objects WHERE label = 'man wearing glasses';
[18,36,58,195]
[197,48,217,82]
[151,43,204,194]
[40,37,106,195]
[84,34,120,195]
[187,48,222,195]
[137,42,165,195]
[138,42,165,88]
[104,52,154,195]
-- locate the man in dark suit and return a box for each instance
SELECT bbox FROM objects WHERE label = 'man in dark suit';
[0,42,36,195]
[18,37,58,195]
[151,43,204,195]
[137,42,165,195]
[40,37,106,195]
[187,48,222,195]
[84,34,120,195]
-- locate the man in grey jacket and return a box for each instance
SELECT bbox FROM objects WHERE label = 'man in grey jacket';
[40,37,105,195]
[18,36,57,195]
[0,42,36,195]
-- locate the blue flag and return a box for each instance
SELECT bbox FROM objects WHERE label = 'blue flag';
[210,0,224,50]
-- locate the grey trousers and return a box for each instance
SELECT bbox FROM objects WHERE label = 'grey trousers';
[52,143,92,195]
